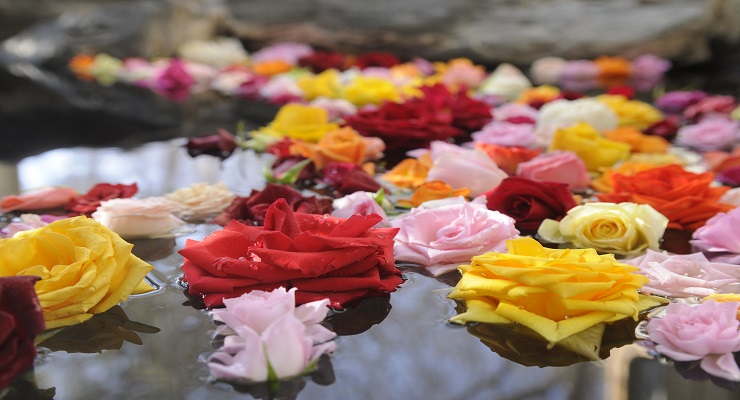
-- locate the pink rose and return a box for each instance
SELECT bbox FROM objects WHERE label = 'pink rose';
[492,103,539,124]
[691,207,740,254]
[250,42,314,65]
[427,148,508,197]
[516,151,590,190]
[152,59,195,101]
[646,301,740,381]
[308,97,357,121]
[1,187,77,213]
[626,250,740,297]
[675,117,740,151]
[391,201,519,276]
[655,90,708,114]
[684,95,737,122]
[471,121,536,148]
[529,57,567,85]
[331,192,390,227]
[1,214,66,238]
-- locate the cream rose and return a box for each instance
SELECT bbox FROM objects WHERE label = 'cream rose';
[165,182,236,221]
[478,63,532,101]
[535,98,619,147]
[92,197,185,238]
[538,202,668,256]
[177,37,248,68]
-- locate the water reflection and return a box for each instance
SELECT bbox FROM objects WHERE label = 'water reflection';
[0,370,55,400]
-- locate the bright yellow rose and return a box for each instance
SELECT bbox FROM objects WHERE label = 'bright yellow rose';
[537,202,668,256]
[449,237,663,346]
[550,122,631,171]
[596,94,663,130]
[342,76,400,106]
[297,69,342,101]
[0,216,154,329]
[253,104,340,143]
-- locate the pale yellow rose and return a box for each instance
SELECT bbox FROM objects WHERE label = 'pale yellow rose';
[165,182,236,221]
[253,104,340,143]
[342,76,400,106]
[550,122,631,171]
[0,216,154,329]
[297,69,342,101]
[596,94,663,130]
[449,237,664,347]
[537,202,668,256]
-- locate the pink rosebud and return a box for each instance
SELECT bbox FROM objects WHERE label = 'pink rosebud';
[692,207,740,254]
[516,151,590,190]
[331,192,389,227]
[427,148,509,197]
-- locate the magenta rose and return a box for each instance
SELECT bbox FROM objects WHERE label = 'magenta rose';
[718,166,740,186]
[655,90,707,114]
[484,176,577,231]
[675,117,739,151]
[516,151,590,190]
[152,59,195,101]
[0,276,46,389]
[471,121,536,148]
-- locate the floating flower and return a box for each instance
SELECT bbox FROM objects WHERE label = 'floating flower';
[185,128,238,159]
[550,122,631,172]
[331,191,390,227]
[646,301,740,382]
[675,117,740,151]
[590,161,666,193]
[397,181,471,208]
[538,202,668,256]
[321,162,383,195]
[684,95,737,122]
[535,98,619,146]
[92,197,185,238]
[0,217,154,329]
[392,201,519,276]
[298,69,342,101]
[596,94,663,130]
[471,121,537,148]
[67,182,139,217]
[250,42,314,65]
[254,104,339,143]
[1,186,77,213]
[655,91,708,114]
[298,51,347,73]
[485,177,577,231]
[177,37,248,68]
[308,97,356,122]
[478,63,532,101]
[165,182,236,221]
[691,207,740,254]
[342,76,400,106]
[516,151,590,190]
[1,214,65,238]
[473,143,541,176]
[151,59,195,101]
[437,58,486,90]
[449,237,661,345]
[180,199,402,308]
[604,127,670,153]
[530,57,567,85]
[290,127,373,170]
[380,156,431,189]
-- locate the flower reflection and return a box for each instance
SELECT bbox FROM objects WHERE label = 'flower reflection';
[0,370,55,400]
[673,356,740,392]
[36,306,160,353]
[324,295,393,336]
[129,237,177,261]
[463,316,639,367]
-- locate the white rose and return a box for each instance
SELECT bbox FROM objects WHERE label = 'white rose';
[165,182,236,221]
[478,63,532,101]
[92,197,185,238]
[535,98,619,147]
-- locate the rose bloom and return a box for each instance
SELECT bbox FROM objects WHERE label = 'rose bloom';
[180,199,402,308]
[151,59,195,101]
[257,75,304,104]
[185,128,238,159]
[392,201,519,276]
[675,117,740,151]
[426,148,508,197]
[646,301,740,382]
[207,287,336,382]
[212,183,332,226]
[309,97,357,121]
[718,166,740,186]
[0,217,154,329]
[449,237,660,345]
[321,162,383,195]
[297,69,342,101]
[478,63,532,101]
[625,250,740,297]
[594,56,631,82]
[290,127,378,170]
[485,177,577,231]
[704,147,740,172]
[92,197,185,238]
[438,58,486,90]
[645,116,681,140]
[598,164,734,230]
[492,103,539,124]
[684,95,737,122]
[250,42,314,65]
[381,156,431,189]
[398,181,471,208]
[590,161,667,193]
[514,85,560,108]
[354,51,400,69]
[165,182,236,222]
[516,151,590,190]
[630,54,671,82]
[604,127,670,153]
[420,84,493,132]
[331,191,390,227]
[550,122,631,172]
[474,143,541,176]
[691,207,740,254]
[177,37,247,68]
[596,94,663,130]
[655,90,708,114]
[535,98,619,146]
[538,202,668,256]
[298,51,348,73]
[0,276,45,388]
[559,60,599,91]
[342,76,400,107]
[1,186,77,213]
[529,56,567,85]
[254,103,339,143]
[67,182,138,217]
[703,294,740,318]
[1,214,66,238]
[471,121,537,148]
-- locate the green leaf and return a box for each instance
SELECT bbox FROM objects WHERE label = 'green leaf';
[373,188,385,205]
[276,159,313,185]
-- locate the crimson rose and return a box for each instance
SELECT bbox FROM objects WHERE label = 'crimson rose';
[181,198,403,308]
[0,276,45,389]
[354,51,400,69]
[298,51,348,73]
[67,182,138,216]
[322,162,383,195]
[485,177,577,231]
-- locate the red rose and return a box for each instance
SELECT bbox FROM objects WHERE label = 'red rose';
[321,162,382,195]
[354,51,400,69]
[419,84,492,132]
[645,116,681,140]
[298,51,348,73]
[485,177,577,231]
[0,276,45,389]
[185,128,238,160]
[211,183,332,226]
[67,182,138,216]
[181,198,403,308]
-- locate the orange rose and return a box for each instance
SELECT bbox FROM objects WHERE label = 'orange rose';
[604,127,670,153]
[594,56,631,86]
[590,161,664,193]
[474,143,541,175]
[69,54,96,80]
[381,155,432,189]
[397,181,471,208]
[252,60,292,76]
[515,85,560,105]
[597,164,734,230]
[291,127,368,170]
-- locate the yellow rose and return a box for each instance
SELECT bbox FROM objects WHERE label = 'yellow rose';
[253,103,340,143]
[0,216,154,329]
[537,202,668,256]
[297,69,342,101]
[342,76,400,106]
[596,94,663,130]
[449,237,663,346]
[550,122,631,171]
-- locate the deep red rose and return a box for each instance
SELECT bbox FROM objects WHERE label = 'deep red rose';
[557,91,585,101]
[185,128,238,160]
[210,183,332,226]
[645,116,681,140]
[0,276,45,389]
[237,75,269,100]
[354,51,401,69]
[485,177,577,231]
[66,182,138,216]
[265,138,295,159]
[181,198,403,308]
[298,51,348,73]
[606,85,635,99]
[716,166,740,186]
[321,162,382,195]
[419,84,492,132]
